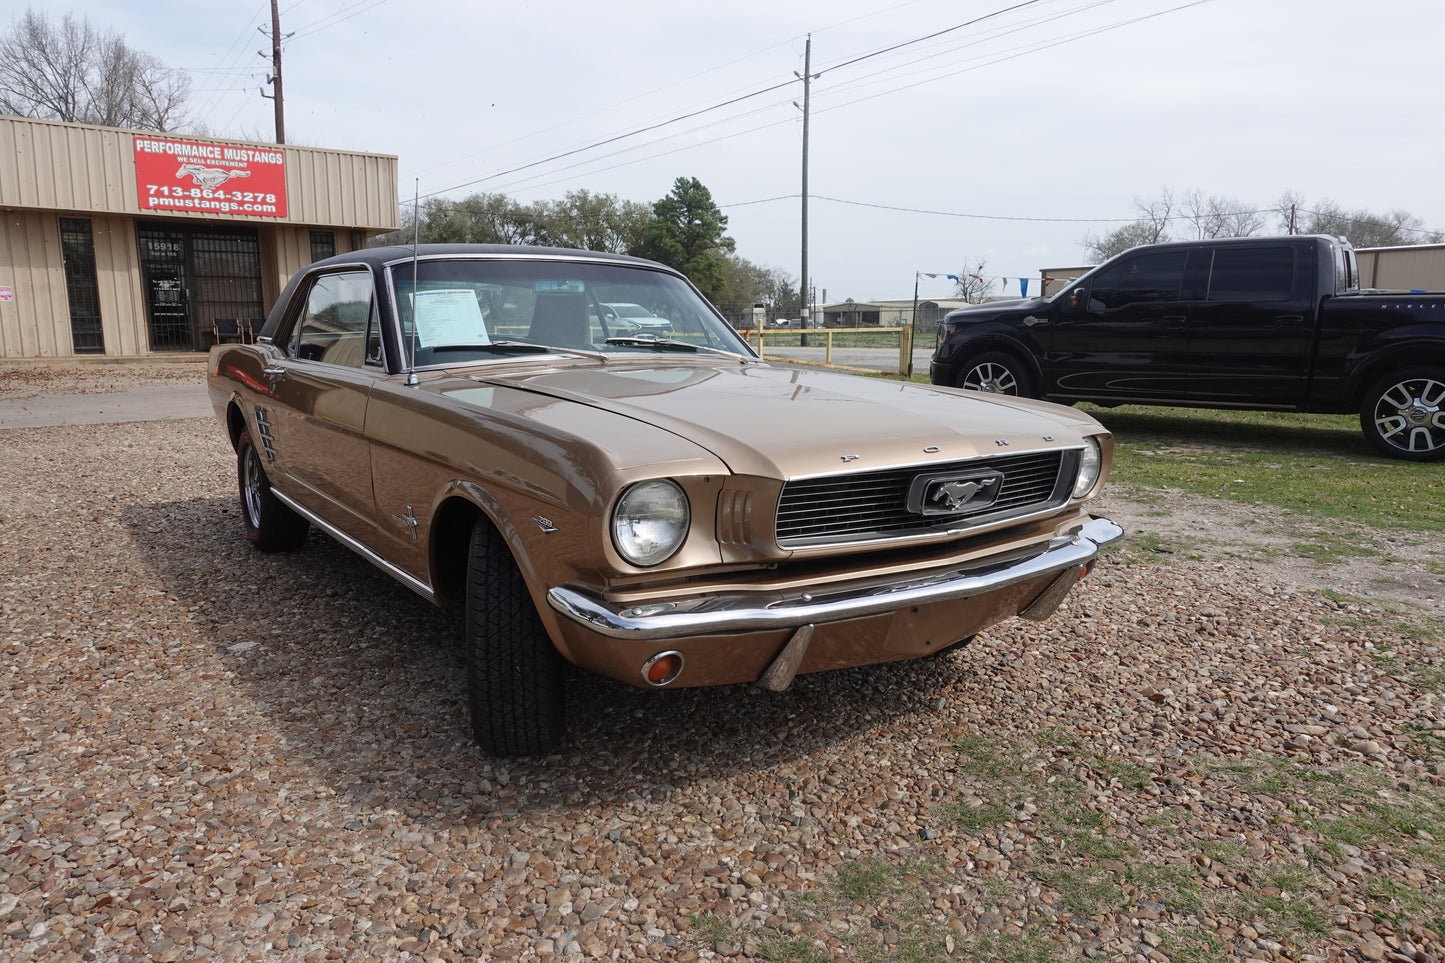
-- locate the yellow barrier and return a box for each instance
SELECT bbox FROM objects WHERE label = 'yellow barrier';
[740,326,915,375]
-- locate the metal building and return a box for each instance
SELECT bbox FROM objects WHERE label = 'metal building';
[0,115,397,359]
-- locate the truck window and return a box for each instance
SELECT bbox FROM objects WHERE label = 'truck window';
[1089,251,1187,310]
[1207,247,1295,301]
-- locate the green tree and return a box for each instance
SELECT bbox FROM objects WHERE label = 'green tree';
[713,254,798,324]
[534,189,651,253]
[633,177,736,300]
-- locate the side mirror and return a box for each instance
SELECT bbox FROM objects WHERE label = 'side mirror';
[1066,286,1087,313]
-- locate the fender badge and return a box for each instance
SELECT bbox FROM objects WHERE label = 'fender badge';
[391,506,419,540]
[532,515,559,533]
[840,454,860,462]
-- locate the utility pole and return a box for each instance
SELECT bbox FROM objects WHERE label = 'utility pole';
[258,0,288,144]
[797,36,814,347]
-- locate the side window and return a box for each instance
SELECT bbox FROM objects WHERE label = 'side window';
[1207,247,1295,301]
[1089,251,1188,311]
[290,270,377,368]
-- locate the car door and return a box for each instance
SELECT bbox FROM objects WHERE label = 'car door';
[1186,243,1313,406]
[1044,248,1191,402]
[262,268,386,541]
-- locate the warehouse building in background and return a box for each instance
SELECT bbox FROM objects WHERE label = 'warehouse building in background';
[0,115,398,359]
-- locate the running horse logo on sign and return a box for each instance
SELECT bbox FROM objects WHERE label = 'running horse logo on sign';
[175,164,252,189]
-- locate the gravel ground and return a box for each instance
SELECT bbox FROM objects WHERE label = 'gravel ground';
[2,362,1444,963]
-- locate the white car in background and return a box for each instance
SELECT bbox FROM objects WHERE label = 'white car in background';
[602,302,673,333]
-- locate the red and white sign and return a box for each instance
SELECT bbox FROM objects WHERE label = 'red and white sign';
[0,286,13,303]
[134,136,288,218]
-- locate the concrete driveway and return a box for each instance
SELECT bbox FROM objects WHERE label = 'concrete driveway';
[0,385,210,428]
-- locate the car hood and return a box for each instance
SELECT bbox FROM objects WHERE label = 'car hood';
[460,361,1102,479]
[945,297,1045,320]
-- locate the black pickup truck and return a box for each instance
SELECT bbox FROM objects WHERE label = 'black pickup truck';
[929,234,1445,461]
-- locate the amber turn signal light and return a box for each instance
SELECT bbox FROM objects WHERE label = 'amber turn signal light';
[641,651,684,687]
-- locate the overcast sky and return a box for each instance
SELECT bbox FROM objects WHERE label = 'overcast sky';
[52,0,1445,303]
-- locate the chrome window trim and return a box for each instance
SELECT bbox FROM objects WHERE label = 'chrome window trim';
[378,252,755,373]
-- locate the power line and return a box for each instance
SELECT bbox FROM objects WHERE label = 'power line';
[416,0,1212,203]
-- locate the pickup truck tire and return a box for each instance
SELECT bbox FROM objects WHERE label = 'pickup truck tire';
[1360,368,1445,462]
[957,351,1035,398]
[465,519,566,757]
[237,428,310,552]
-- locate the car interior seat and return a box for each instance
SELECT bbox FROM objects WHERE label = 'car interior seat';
[528,293,591,348]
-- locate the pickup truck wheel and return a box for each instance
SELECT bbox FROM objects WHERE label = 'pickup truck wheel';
[958,352,1035,398]
[1360,368,1445,462]
[465,520,566,757]
[237,428,310,551]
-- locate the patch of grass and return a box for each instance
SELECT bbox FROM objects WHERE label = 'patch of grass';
[833,860,895,903]
[1032,867,1121,916]
[1084,404,1445,536]
[758,933,830,963]
[1094,757,1154,790]
[945,801,1012,832]
[688,913,731,944]
[952,735,1016,779]
[1112,529,1177,564]
[1293,538,1380,561]
[1126,863,1206,913]
[964,930,1057,963]
[1165,931,1231,963]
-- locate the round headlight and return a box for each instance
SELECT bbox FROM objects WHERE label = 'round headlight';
[1072,437,1102,498]
[612,479,690,566]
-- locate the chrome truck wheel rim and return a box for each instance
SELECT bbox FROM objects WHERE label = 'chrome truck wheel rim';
[1373,376,1445,454]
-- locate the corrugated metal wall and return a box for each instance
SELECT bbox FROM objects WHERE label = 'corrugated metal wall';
[0,117,396,359]
[1356,245,1445,291]
[0,210,66,358]
[0,116,398,229]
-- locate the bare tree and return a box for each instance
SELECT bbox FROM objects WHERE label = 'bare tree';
[1278,194,1444,247]
[0,9,191,131]
[1081,189,1177,261]
[1085,186,1441,261]
[1180,190,1266,240]
[949,257,994,304]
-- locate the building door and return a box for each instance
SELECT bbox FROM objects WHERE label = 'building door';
[137,224,264,351]
[138,228,191,351]
[192,228,264,341]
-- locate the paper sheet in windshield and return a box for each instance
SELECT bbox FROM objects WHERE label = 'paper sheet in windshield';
[413,289,490,346]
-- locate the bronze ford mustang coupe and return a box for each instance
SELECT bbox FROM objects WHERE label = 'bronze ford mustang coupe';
[208,244,1122,756]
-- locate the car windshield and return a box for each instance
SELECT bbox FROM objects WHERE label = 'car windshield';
[390,257,750,367]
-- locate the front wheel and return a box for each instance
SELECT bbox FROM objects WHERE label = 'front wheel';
[465,519,566,757]
[1360,368,1445,461]
[237,428,309,551]
[957,351,1035,398]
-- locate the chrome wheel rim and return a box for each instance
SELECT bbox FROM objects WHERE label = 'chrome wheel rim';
[1373,376,1445,454]
[963,362,1018,394]
[242,445,265,527]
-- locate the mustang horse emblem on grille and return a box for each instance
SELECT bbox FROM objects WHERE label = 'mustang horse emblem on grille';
[927,476,999,512]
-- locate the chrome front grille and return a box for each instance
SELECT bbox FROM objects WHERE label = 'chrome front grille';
[776,450,1074,548]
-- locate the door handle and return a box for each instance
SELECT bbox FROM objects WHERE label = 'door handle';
[1161,316,1186,330]
[263,366,287,380]
[1275,315,1304,326]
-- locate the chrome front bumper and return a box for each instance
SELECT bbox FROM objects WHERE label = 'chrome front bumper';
[548,517,1123,641]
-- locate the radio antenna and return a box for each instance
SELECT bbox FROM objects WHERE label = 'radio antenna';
[405,178,420,386]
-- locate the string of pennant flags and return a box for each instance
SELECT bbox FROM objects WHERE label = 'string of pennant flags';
[947,273,1057,298]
